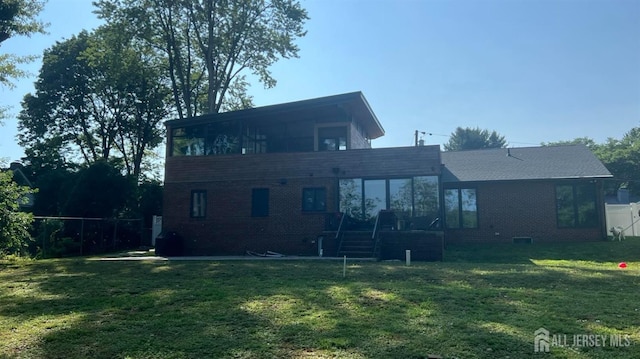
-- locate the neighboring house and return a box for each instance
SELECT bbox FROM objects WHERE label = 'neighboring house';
[5,162,35,210]
[441,146,612,243]
[162,92,612,259]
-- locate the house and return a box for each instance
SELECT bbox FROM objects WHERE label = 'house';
[4,162,35,210]
[441,146,612,243]
[162,92,612,259]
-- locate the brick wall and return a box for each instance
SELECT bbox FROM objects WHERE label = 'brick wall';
[349,122,371,149]
[444,180,607,243]
[163,146,442,255]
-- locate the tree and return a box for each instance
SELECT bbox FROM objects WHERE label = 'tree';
[0,164,36,256]
[18,24,170,180]
[94,0,308,117]
[0,0,47,88]
[594,129,640,195]
[443,127,507,151]
[541,137,598,150]
[543,130,640,195]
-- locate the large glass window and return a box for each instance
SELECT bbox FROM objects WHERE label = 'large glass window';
[242,126,267,154]
[339,176,440,225]
[389,179,413,215]
[413,176,440,220]
[339,179,364,220]
[191,190,207,218]
[556,183,598,228]
[171,122,240,156]
[444,188,478,229]
[302,188,327,212]
[173,127,206,156]
[205,121,240,155]
[364,179,387,220]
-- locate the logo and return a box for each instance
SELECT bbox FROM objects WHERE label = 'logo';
[534,327,550,353]
[534,327,631,353]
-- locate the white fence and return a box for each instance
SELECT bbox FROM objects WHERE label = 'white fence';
[605,203,640,237]
[152,215,162,246]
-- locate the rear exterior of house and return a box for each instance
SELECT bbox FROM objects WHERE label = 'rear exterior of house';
[440,146,613,243]
[162,92,613,258]
[163,92,443,257]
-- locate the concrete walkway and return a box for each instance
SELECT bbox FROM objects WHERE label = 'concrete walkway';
[92,250,374,262]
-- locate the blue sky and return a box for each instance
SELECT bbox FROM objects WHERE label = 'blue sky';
[1,0,639,163]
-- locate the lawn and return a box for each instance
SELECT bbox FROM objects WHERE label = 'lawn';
[1,239,639,359]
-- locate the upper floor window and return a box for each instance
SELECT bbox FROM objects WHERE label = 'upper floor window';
[318,126,347,151]
[171,122,240,156]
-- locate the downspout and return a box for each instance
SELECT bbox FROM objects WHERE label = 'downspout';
[598,179,608,239]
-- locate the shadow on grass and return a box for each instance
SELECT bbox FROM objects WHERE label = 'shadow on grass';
[445,237,640,264]
[1,259,639,358]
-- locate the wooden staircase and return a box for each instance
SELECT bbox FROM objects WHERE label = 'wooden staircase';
[337,231,375,258]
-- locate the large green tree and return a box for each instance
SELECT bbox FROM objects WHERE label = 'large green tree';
[443,127,507,151]
[0,0,47,89]
[94,0,308,117]
[543,128,640,195]
[18,24,170,180]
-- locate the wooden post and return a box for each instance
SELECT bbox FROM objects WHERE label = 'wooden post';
[343,255,347,278]
[80,219,84,256]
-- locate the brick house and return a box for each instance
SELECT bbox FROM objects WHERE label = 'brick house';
[162,92,612,259]
[441,146,612,243]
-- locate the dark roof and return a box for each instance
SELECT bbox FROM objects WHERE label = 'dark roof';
[165,91,386,139]
[441,145,612,183]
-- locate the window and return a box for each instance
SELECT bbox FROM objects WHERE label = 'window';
[191,190,207,218]
[302,188,327,212]
[252,188,269,217]
[339,176,440,223]
[339,178,364,220]
[556,183,598,228]
[318,126,347,151]
[171,122,240,156]
[444,188,478,229]
[173,126,206,156]
[242,125,267,154]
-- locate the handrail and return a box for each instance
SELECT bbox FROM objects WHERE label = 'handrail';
[335,212,346,241]
[336,212,347,254]
[372,210,384,260]
[372,210,382,240]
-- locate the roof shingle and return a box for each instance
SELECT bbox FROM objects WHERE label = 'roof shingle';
[441,145,612,183]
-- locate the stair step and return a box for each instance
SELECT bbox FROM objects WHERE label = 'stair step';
[338,251,374,257]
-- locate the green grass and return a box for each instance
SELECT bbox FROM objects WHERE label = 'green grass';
[1,239,639,358]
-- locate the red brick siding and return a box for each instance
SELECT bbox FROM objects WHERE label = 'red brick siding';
[445,180,606,243]
[349,122,371,149]
[163,146,442,255]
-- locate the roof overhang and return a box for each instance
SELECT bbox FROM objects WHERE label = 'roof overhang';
[165,92,385,140]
